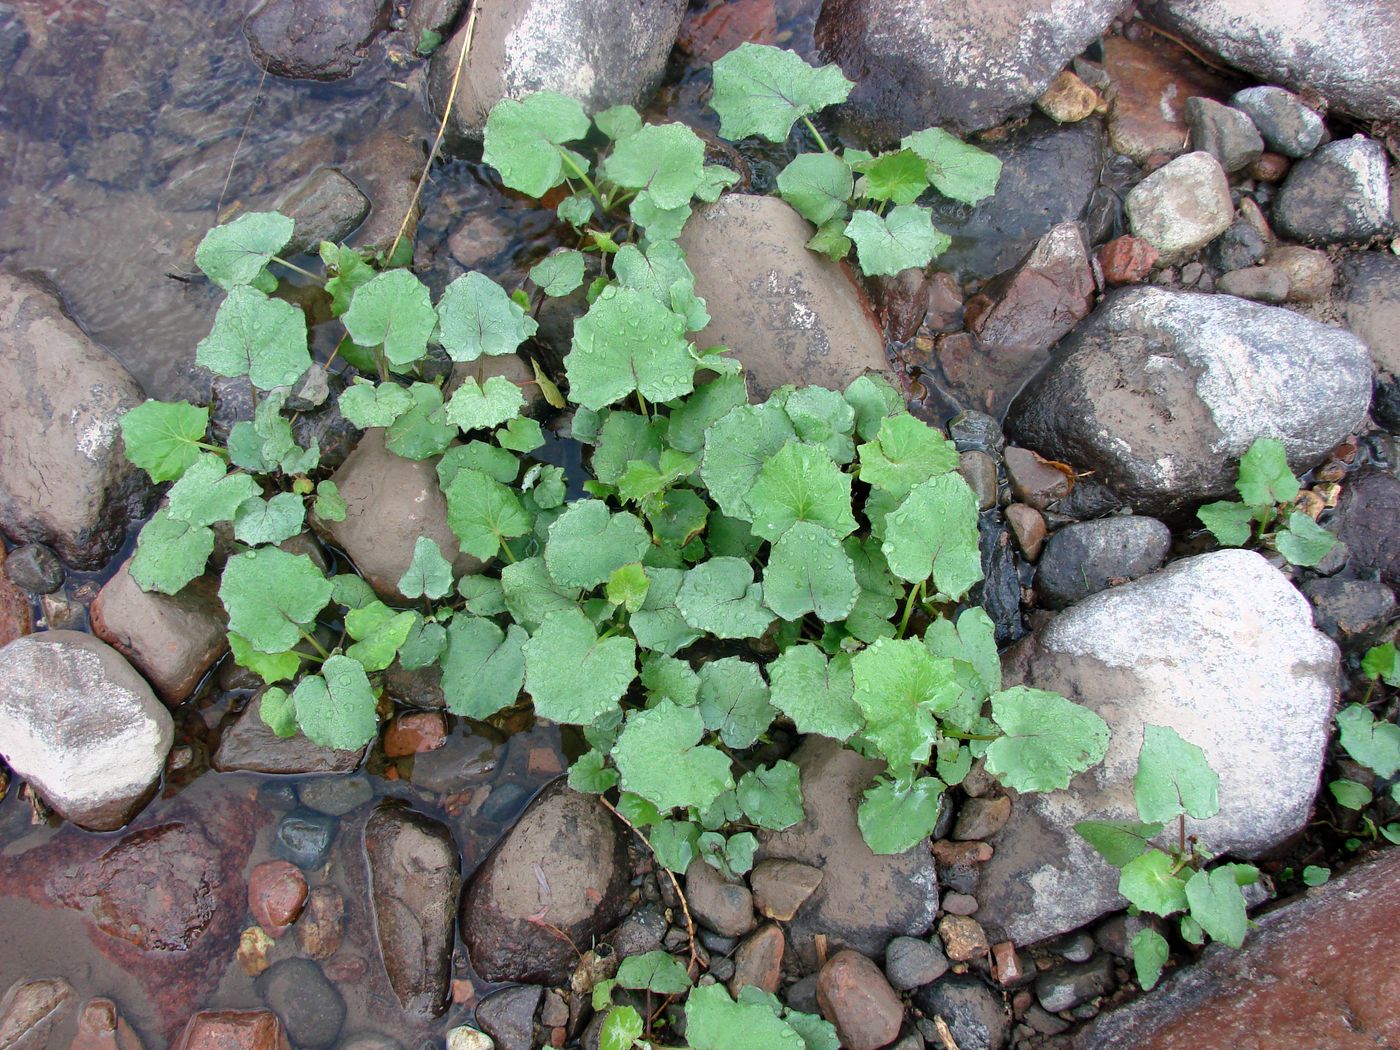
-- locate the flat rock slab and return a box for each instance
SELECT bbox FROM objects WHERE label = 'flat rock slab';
[978,550,1338,946]
[1078,848,1400,1049]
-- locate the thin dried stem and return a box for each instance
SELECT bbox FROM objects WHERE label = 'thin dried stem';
[600,796,701,974]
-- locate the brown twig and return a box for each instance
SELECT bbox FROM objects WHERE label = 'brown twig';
[600,796,701,974]
[933,1016,962,1050]
[387,0,481,263]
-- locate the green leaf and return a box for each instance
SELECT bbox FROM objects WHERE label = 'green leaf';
[1335,703,1400,776]
[629,192,692,241]
[498,416,545,455]
[1131,928,1169,991]
[786,1010,840,1050]
[444,467,531,560]
[1134,724,1221,823]
[984,686,1111,793]
[858,776,944,854]
[776,152,854,227]
[601,122,706,209]
[595,104,642,140]
[763,522,859,622]
[397,617,447,670]
[851,638,956,772]
[397,536,454,600]
[677,558,775,640]
[612,700,734,813]
[592,411,664,483]
[440,441,520,488]
[120,399,210,482]
[1301,864,1330,887]
[806,219,852,261]
[615,951,692,995]
[291,655,378,751]
[696,163,740,203]
[640,653,700,708]
[568,749,619,794]
[440,615,528,719]
[1119,850,1189,917]
[196,285,311,390]
[701,403,797,519]
[649,819,701,872]
[313,480,347,522]
[437,271,538,361]
[880,473,982,598]
[697,657,775,748]
[1185,866,1249,948]
[665,374,749,454]
[165,453,260,526]
[1274,511,1337,567]
[343,269,437,368]
[499,560,576,634]
[344,602,416,672]
[219,547,332,653]
[768,645,861,742]
[321,242,376,316]
[259,686,299,737]
[1362,642,1400,687]
[709,43,853,143]
[738,760,805,830]
[745,442,857,541]
[613,240,709,332]
[445,375,525,432]
[230,633,302,685]
[844,205,948,277]
[923,607,1001,700]
[1236,437,1298,507]
[557,193,595,228]
[685,982,807,1050]
[631,566,703,654]
[330,573,377,611]
[523,608,636,725]
[195,211,293,290]
[529,250,586,297]
[902,128,1002,204]
[783,385,857,463]
[232,492,305,546]
[1074,820,1166,868]
[606,562,650,613]
[1197,500,1255,547]
[543,500,651,590]
[1329,778,1373,810]
[482,91,592,198]
[129,509,215,595]
[844,373,904,441]
[565,286,695,411]
[859,414,959,497]
[858,149,930,205]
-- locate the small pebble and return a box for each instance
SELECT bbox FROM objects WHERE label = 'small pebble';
[884,936,950,991]
[941,892,979,916]
[937,914,990,962]
[953,796,1012,841]
[3,544,64,593]
[273,809,338,870]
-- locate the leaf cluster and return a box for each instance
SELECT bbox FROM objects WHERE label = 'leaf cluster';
[1197,438,1337,567]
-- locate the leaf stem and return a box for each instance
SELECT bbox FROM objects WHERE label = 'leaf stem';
[296,626,330,660]
[269,256,325,284]
[801,115,831,153]
[897,579,924,639]
[497,539,517,564]
[194,441,229,457]
[636,389,649,419]
[941,729,998,742]
[560,149,606,209]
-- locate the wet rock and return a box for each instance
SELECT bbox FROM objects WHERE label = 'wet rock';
[1036,955,1114,1012]
[937,915,989,962]
[243,0,391,81]
[1304,577,1397,647]
[254,959,345,1050]
[1036,516,1172,609]
[1214,265,1289,303]
[1206,219,1267,273]
[247,860,308,938]
[912,975,1008,1050]
[1265,245,1333,303]
[928,118,1103,281]
[1228,86,1325,158]
[1037,70,1100,124]
[297,776,373,816]
[1336,251,1400,381]
[0,631,171,831]
[1248,151,1290,182]
[461,782,629,984]
[272,809,338,870]
[474,986,540,1050]
[0,546,31,647]
[3,543,63,594]
[382,711,448,757]
[295,887,346,960]
[89,557,227,703]
[404,725,497,793]
[1005,504,1046,561]
[678,195,888,399]
[731,925,785,997]
[943,892,979,916]
[816,950,903,1050]
[1144,0,1400,124]
[1125,151,1233,262]
[214,689,366,775]
[959,452,997,511]
[364,803,461,1019]
[949,412,1005,456]
[69,998,145,1050]
[0,273,150,569]
[884,936,949,991]
[171,1010,292,1050]
[0,977,76,1050]
[869,269,933,343]
[978,550,1338,946]
[238,927,275,978]
[428,0,686,142]
[686,858,756,938]
[1098,235,1159,286]
[405,0,467,47]
[339,127,427,256]
[952,795,1013,841]
[1274,138,1394,245]
[1006,288,1372,514]
[275,167,370,256]
[1334,471,1400,589]
[750,859,823,922]
[759,736,939,967]
[1184,97,1262,172]
[813,0,1125,136]
[976,518,1024,646]
[1102,33,1238,164]
[315,428,481,603]
[1004,447,1070,511]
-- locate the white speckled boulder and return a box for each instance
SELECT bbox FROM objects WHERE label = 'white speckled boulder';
[978,550,1338,946]
[0,630,173,830]
[1006,287,1372,514]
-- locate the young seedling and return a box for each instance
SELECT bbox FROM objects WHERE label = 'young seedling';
[1197,438,1337,566]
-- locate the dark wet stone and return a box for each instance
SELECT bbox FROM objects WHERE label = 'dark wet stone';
[686,859,756,939]
[477,780,532,824]
[885,936,949,991]
[1335,471,1400,589]
[1274,138,1394,246]
[1336,251,1400,381]
[611,904,668,957]
[975,516,1024,645]
[297,776,373,816]
[276,167,370,255]
[272,809,338,870]
[1054,478,1124,520]
[912,975,1008,1050]
[254,958,345,1049]
[948,412,1005,455]
[1036,955,1114,1012]
[1302,577,1397,647]
[243,0,392,81]
[257,781,300,812]
[1036,516,1173,609]
[2,543,63,594]
[1184,96,1262,172]
[474,985,541,1050]
[1206,221,1267,273]
[215,690,366,775]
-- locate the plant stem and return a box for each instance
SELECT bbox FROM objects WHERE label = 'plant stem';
[270,256,324,284]
[802,116,831,153]
[296,627,330,660]
[560,150,606,208]
[942,729,998,742]
[898,579,924,639]
[194,441,229,457]
[497,539,517,564]
[1179,814,1187,857]
[636,389,649,419]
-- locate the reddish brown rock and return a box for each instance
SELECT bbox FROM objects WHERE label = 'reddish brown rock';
[730,925,785,997]
[1098,235,1159,286]
[1248,151,1290,182]
[294,887,345,960]
[1102,34,1241,163]
[750,859,823,922]
[247,860,308,938]
[816,950,903,1050]
[869,269,932,343]
[1078,849,1400,1049]
[1005,504,1046,561]
[69,998,145,1050]
[382,711,448,758]
[171,1010,292,1050]
[1004,446,1073,509]
[0,545,32,647]
[676,0,776,62]
[938,914,990,962]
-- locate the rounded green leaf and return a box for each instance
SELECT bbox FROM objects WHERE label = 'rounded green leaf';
[120,400,211,482]
[529,250,587,297]
[259,685,298,737]
[776,152,854,227]
[195,211,293,290]
[482,91,592,198]
[397,536,454,600]
[1235,437,1298,507]
[684,983,806,1050]
[700,402,797,519]
[444,375,525,432]
[676,558,775,640]
[544,499,651,590]
[565,286,696,411]
[601,122,706,209]
[444,467,532,561]
[902,128,1003,205]
[1185,866,1249,948]
[737,760,805,831]
[1119,849,1189,916]
[291,655,378,751]
[764,523,858,623]
[697,657,775,749]
[441,616,528,719]
[851,638,957,772]
[858,149,930,205]
[1274,511,1337,567]
[1335,703,1400,777]
[880,472,982,599]
[219,546,332,654]
[631,566,703,655]
[615,951,692,995]
[523,608,636,725]
[858,775,944,855]
[1131,928,1169,990]
[338,380,415,429]
[343,269,437,368]
[1133,724,1221,823]
[165,454,260,527]
[709,43,853,143]
[501,556,581,631]
[1197,500,1255,547]
[437,270,539,361]
[768,645,861,742]
[744,441,857,541]
[611,700,734,813]
[858,413,960,497]
[844,205,948,277]
[984,686,1110,793]
[232,492,306,546]
[196,285,311,391]
[130,509,215,595]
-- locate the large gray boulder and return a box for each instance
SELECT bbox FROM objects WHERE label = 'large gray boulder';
[814,0,1129,137]
[0,273,150,569]
[0,631,173,831]
[428,0,686,142]
[1145,0,1400,124]
[1006,288,1372,514]
[978,550,1338,946]
[678,194,889,399]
